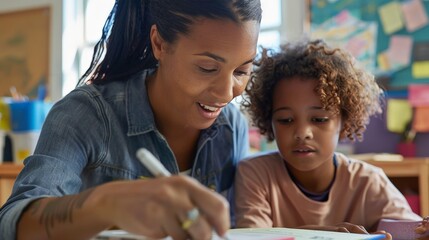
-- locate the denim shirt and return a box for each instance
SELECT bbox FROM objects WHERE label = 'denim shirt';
[0,70,249,239]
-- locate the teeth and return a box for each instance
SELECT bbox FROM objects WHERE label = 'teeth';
[199,103,219,112]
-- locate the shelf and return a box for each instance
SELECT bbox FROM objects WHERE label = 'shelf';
[0,163,23,206]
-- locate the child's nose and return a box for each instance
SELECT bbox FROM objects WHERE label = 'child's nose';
[294,123,313,140]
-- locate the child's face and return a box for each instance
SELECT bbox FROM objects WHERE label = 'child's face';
[271,77,342,172]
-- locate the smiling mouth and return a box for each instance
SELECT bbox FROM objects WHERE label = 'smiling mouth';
[198,103,221,112]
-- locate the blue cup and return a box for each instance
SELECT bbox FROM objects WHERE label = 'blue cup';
[9,101,53,132]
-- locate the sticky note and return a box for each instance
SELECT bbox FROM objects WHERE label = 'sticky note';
[378,1,404,34]
[377,51,390,71]
[387,99,412,133]
[377,36,413,72]
[409,84,429,106]
[412,61,429,78]
[401,0,429,32]
[413,106,429,132]
[388,35,413,66]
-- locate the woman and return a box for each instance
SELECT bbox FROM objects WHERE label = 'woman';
[0,0,262,239]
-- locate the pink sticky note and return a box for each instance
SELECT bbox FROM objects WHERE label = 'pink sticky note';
[401,0,429,32]
[409,84,429,106]
[387,35,413,66]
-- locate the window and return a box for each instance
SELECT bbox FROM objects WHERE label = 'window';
[258,0,282,49]
[79,0,115,78]
[62,0,114,96]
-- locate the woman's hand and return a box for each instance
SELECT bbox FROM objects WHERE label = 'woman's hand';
[95,175,230,240]
[18,175,229,240]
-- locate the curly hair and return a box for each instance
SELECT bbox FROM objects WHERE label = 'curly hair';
[242,39,384,142]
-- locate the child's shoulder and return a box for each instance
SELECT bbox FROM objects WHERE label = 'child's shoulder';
[336,152,386,178]
[334,153,393,190]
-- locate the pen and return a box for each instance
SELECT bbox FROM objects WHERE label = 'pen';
[135,148,230,240]
[136,148,171,177]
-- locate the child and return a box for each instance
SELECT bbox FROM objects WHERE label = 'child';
[235,39,427,237]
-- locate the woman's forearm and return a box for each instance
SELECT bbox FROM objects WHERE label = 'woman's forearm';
[17,188,111,240]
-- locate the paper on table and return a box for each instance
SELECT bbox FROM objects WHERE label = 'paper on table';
[94,227,384,240]
[229,228,383,240]
[377,218,429,240]
[93,229,292,240]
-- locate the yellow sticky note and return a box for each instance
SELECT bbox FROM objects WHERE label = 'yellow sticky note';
[387,99,412,133]
[413,106,429,132]
[412,61,429,78]
[377,51,390,71]
[378,1,404,34]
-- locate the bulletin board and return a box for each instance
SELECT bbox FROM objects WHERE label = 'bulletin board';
[309,0,429,89]
[0,7,50,98]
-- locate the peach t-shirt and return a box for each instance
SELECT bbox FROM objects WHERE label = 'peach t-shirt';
[234,152,420,231]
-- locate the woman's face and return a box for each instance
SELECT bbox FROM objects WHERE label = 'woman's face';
[271,77,342,173]
[150,18,259,130]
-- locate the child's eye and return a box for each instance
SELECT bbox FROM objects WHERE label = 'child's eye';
[277,118,293,124]
[312,117,329,123]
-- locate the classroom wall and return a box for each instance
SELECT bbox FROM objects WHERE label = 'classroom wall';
[309,0,429,157]
[354,104,429,157]
[0,0,63,101]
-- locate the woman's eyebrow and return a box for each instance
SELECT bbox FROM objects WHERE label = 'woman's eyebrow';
[194,52,226,63]
[193,52,255,66]
[240,58,255,66]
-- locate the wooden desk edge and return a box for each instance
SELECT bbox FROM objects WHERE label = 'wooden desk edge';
[0,163,24,177]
